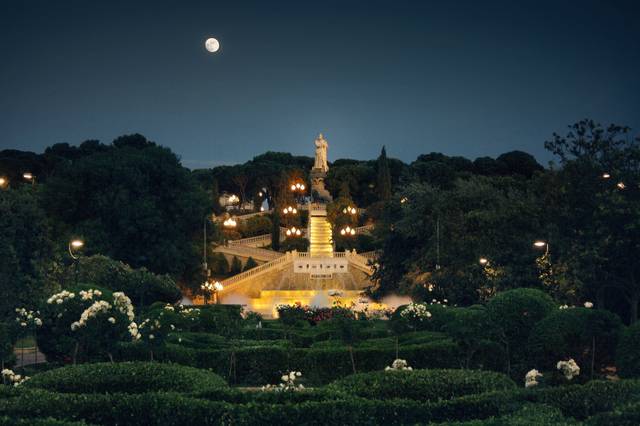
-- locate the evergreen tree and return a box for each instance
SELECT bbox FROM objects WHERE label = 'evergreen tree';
[230,256,242,275]
[244,257,258,271]
[271,209,281,251]
[377,146,392,201]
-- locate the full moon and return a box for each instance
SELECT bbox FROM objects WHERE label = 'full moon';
[205,38,220,53]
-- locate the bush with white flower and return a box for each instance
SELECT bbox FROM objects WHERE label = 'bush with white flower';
[400,303,432,321]
[15,307,43,329]
[524,369,542,388]
[38,287,139,364]
[1,368,28,387]
[557,358,580,380]
[135,305,180,361]
[261,371,304,392]
[385,358,413,372]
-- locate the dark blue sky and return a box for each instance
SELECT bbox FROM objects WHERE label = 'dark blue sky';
[1,0,638,168]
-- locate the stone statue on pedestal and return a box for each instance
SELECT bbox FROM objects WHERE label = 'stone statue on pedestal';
[310,133,332,202]
[314,133,329,172]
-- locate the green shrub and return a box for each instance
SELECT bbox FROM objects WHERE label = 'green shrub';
[444,404,575,426]
[24,362,227,394]
[444,306,498,369]
[527,308,622,376]
[193,304,243,337]
[587,400,640,426]
[0,417,90,426]
[617,322,640,378]
[4,380,640,426]
[329,368,515,401]
[64,255,180,305]
[532,379,640,419]
[114,335,505,385]
[0,322,17,368]
[486,288,555,365]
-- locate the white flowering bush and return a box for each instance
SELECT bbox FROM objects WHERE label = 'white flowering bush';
[38,287,139,364]
[524,369,542,388]
[1,368,29,387]
[557,358,580,380]
[400,303,432,321]
[15,308,43,329]
[385,358,413,371]
[261,371,304,392]
[135,305,181,361]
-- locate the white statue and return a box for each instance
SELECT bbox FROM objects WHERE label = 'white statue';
[314,133,329,172]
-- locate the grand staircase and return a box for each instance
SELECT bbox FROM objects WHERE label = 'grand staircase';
[308,204,333,257]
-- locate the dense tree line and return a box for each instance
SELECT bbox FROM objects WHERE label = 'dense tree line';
[2,120,636,324]
[370,120,639,324]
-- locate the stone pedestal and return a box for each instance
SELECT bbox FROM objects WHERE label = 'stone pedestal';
[310,168,332,202]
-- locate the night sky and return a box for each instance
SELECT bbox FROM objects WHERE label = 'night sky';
[1,0,639,168]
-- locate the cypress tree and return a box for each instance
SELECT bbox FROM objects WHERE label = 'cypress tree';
[271,209,281,251]
[377,146,392,201]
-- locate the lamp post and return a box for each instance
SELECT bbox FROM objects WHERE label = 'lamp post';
[0,177,7,190]
[23,173,35,186]
[213,281,223,304]
[68,239,84,286]
[282,205,298,215]
[342,206,357,215]
[285,226,302,237]
[479,257,489,266]
[201,281,224,305]
[340,226,356,236]
[533,240,549,256]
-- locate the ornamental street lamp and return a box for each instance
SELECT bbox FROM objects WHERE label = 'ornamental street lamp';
[286,226,302,237]
[533,240,549,255]
[23,173,35,186]
[201,281,224,304]
[282,206,297,215]
[340,226,356,236]
[290,182,306,192]
[201,281,214,305]
[479,257,489,266]
[342,206,357,215]
[68,239,84,286]
[223,217,237,228]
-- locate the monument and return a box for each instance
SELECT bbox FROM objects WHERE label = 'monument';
[214,134,376,317]
[310,133,333,202]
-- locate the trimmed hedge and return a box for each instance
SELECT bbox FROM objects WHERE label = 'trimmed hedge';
[444,404,575,425]
[617,322,640,378]
[24,362,227,394]
[328,369,516,401]
[2,380,640,425]
[587,401,640,426]
[113,336,506,385]
[0,418,90,426]
[527,308,622,374]
[486,288,555,363]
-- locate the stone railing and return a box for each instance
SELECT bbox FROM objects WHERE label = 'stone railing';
[228,234,272,248]
[358,250,380,260]
[309,203,327,214]
[219,251,294,294]
[214,244,284,262]
[355,224,374,234]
